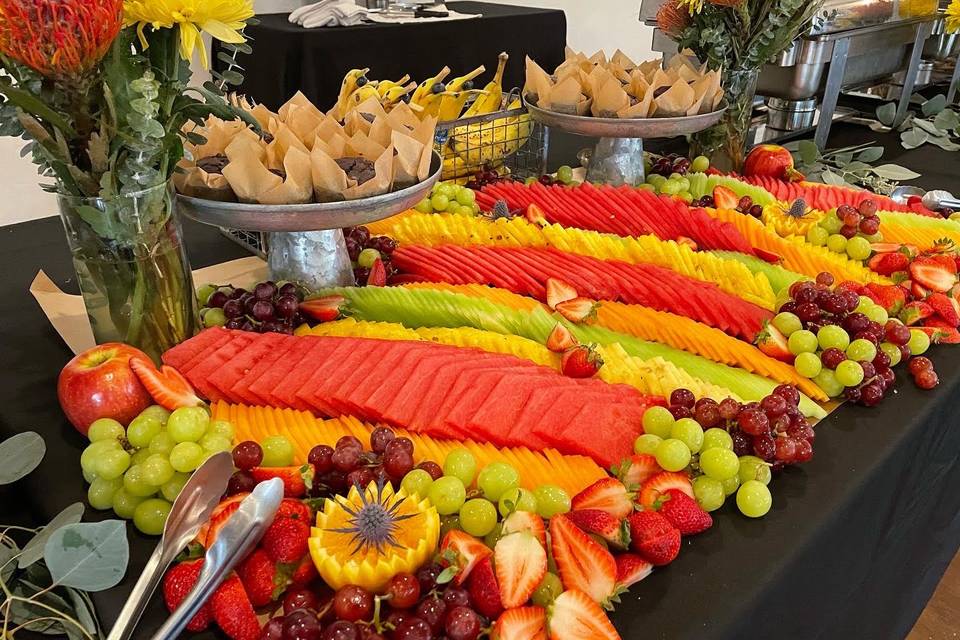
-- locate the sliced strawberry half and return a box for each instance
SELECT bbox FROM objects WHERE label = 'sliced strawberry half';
[868,252,910,277]
[910,255,958,292]
[546,322,578,353]
[549,515,620,607]
[366,258,387,286]
[615,553,652,590]
[926,292,960,326]
[250,464,315,498]
[194,493,249,548]
[863,283,906,315]
[754,321,793,363]
[526,203,548,226]
[638,471,693,511]
[130,357,204,410]
[571,477,634,519]
[712,185,739,210]
[754,247,783,264]
[495,532,548,608]
[566,509,630,550]
[500,510,547,547]
[299,295,345,322]
[494,606,547,640]
[546,278,578,309]
[919,325,960,343]
[899,301,934,326]
[611,454,661,490]
[440,529,492,586]
[560,344,603,378]
[547,589,621,640]
[467,556,504,619]
[555,297,599,324]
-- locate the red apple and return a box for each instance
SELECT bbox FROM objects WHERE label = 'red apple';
[57,343,153,437]
[743,144,805,182]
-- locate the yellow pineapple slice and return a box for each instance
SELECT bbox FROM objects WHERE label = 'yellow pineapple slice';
[759,203,825,237]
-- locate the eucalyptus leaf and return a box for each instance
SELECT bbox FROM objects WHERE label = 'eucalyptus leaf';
[912,118,944,136]
[872,163,921,180]
[934,109,960,132]
[922,94,947,117]
[1,537,19,583]
[877,102,897,126]
[76,204,116,240]
[856,146,884,163]
[901,129,928,149]
[834,152,853,166]
[44,521,128,592]
[842,161,872,175]
[798,139,819,165]
[820,168,847,186]
[927,136,960,151]
[0,431,45,485]
[19,502,85,568]
[9,581,75,635]
[63,588,101,639]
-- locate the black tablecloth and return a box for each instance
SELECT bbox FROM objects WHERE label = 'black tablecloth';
[218,2,566,110]
[2,120,959,639]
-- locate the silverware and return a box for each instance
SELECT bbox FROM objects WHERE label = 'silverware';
[151,478,285,640]
[106,451,234,640]
[889,185,925,204]
[889,185,960,211]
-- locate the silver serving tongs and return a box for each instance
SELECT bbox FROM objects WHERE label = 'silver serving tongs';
[107,451,234,640]
[150,477,284,640]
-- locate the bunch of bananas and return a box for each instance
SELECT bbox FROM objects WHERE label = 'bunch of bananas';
[333,68,420,120]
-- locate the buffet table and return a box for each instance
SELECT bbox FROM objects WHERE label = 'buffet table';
[3,122,959,639]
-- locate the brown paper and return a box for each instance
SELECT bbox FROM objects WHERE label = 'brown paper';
[223,144,313,204]
[310,143,350,202]
[611,49,637,70]
[278,91,326,146]
[592,75,630,117]
[343,143,394,200]
[654,80,696,116]
[523,56,554,102]
[175,118,259,201]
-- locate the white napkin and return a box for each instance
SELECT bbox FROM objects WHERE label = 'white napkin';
[365,8,480,24]
[289,0,368,27]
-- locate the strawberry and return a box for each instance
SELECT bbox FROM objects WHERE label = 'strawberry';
[835,281,865,295]
[560,344,603,378]
[867,251,910,277]
[910,255,958,292]
[261,517,310,564]
[912,281,930,300]
[658,488,713,535]
[162,560,211,631]
[614,553,652,589]
[869,242,914,256]
[571,477,634,519]
[627,511,681,566]
[440,529,493,586]
[367,258,387,286]
[712,185,739,210]
[129,357,203,410]
[275,498,312,524]
[526,203,547,226]
[611,454,661,489]
[495,532,548,608]
[554,297,599,324]
[754,247,783,264]
[549,515,619,606]
[566,509,630,549]
[299,295,345,322]
[638,471,693,510]
[919,325,960,343]
[926,292,960,326]
[546,322,578,353]
[290,554,318,587]
[195,493,248,548]
[754,321,793,363]
[500,510,547,547]
[545,278,578,309]
[899,301,934,326]
[494,606,547,640]
[250,464,315,498]
[466,556,504,619]
[863,283,906,315]
[210,573,261,640]
[237,548,288,607]
[547,589,621,640]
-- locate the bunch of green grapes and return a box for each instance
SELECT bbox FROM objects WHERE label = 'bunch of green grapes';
[82,406,234,535]
[805,200,881,262]
[415,182,479,216]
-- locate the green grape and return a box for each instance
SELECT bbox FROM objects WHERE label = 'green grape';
[880,341,902,366]
[533,485,570,518]
[142,454,175,486]
[670,418,704,453]
[556,165,574,184]
[203,307,227,328]
[88,418,125,442]
[161,472,191,502]
[668,172,685,181]
[96,449,131,481]
[736,480,772,518]
[826,234,847,253]
[835,360,865,387]
[633,433,663,455]
[721,474,740,496]
[436,183,456,198]
[788,330,819,355]
[846,339,877,363]
[357,248,381,268]
[207,420,234,439]
[821,215,843,234]
[88,477,123,510]
[498,487,538,517]
[446,199,463,214]
[908,329,930,355]
[140,405,171,425]
[134,498,172,535]
[439,514,461,538]
[690,155,710,173]
[169,442,204,473]
[459,498,498,537]
[647,174,667,188]
[443,448,477,486]
[471,203,480,215]
[127,414,163,449]
[524,176,537,186]
[813,368,845,397]
[197,283,217,305]
[123,465,158,498]
[641,405,675,438]
[430,194,449,212]
[855,296,873,314]
[458,189,477,207]
[699,448,739,480]
[167,407,209,443]
[654,439,691,472]
[148,431,176,456]
[415,198,433,214]
[483,522,503,549]
[427,476,467,515]
[82,468,98,484]
[659,179,681,195]
[691,476,725,512]
[701,428,733,451]
[679,191,694,204]
[477,462,520,501]
[845,236,871,261]
[817,325,850,351]
[112,488,145,519]
[794,352,823,378]
[531,572,564,607]
[400,469,434,498]
[864,304,888,324]
[261,435,294,467]
[199,433,232,454]
[738,456,772,485]
[638,182,657,192]
[806,225,829,246]
[80,440,121,476]
[772,312,802,336]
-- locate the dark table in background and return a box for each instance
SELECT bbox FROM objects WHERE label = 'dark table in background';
[218,2,566,111]
[2,119,959,639]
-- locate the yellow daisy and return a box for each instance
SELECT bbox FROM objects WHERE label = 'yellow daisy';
[123,0,254,68]
[677,0,705,16]
[947,0,960,33]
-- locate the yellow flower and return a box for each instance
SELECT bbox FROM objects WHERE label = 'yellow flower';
[947,0,960,33]
[123,0,254,68]
[677,0,705,15]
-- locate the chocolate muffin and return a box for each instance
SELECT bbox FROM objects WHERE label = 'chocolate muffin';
[335,156,376,185]
[196,154,230,174]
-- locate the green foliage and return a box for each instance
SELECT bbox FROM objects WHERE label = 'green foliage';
[877,93,960,153]
[783,139,919,194]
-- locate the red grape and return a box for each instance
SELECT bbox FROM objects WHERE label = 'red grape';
[669,388,696,409]
[779,301,799,315]
[369,427,395,454]
[753,434,776,461]
[880,367,896,387]
[841,208,861,226]
[738,409,770,436]
[309,445,335,474]
[207,291,229,308]
[839,289,861,312]
[796,302,821,322]
[822,294,846,314]
[884,321,911,345]
[261,617,284,640]
[393,617,432,640]
[842,313,870,334]
[332,446,361,473]
[772,414,791,435]
[915,369,939,389]
[859,217,880,235]
[794,438,814,462]
[347,468,375,489]
[227,470,256,495]
[275,295,299,319]
[279,282,300,298]
[844,386,862,402]
[222,298,244,319]
[820,348,846,370]
[322,621,358,640]
[445,606,482,640]
[794,286,818,304]
[760,394,787,418]
[233,441,263,470]
[898,344,912,361]
[738,196,753,211]
[388,437,415,456]
[669,405,692,420]
[283,609,322,640]
[773,384,801,407]
[333,585,373,622]
[383,448,414,479]
[255,281,278,301]
[336,436,363,451]
[854,330,880,345]
[693,398,721,427]
[860,383,884,406]
[284,589,319,615]
[387,573,421,609]
[348,226,371,245]
[872,350,891,370]
[252,300,275,322]
[416,461,443,481]
[907,356,933,375]
[731,430,752,456]
[775,436,797,461]
[719,397,741,420]
[415,596,447,633]
[416,564,442,593]
[858,199,878,216]
[816,272,835,287]
[443,587,470,608]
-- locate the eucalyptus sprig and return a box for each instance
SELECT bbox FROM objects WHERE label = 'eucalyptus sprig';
[784,139,920,195]
[877,93,960,152]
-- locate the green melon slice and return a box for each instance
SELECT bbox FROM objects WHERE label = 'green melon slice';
[687,173,778,206]
[710,250,807,295]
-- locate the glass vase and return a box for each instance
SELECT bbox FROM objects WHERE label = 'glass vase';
[57,182,199,363]
[689,68,760,173]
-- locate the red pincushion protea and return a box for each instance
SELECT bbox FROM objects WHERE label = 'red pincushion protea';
[0,0,123,77]
[657,2,691,37]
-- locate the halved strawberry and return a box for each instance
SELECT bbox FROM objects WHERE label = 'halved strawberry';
[494,606,547,640]
[367,258,387,286]
[919,325,960,343]
[611,454,661,489]
[236,548,288,606]
[712,185,739,210]
[638,471,693,511]
[210,573,261,640]
[194,493,248,548]
[868,242,907,254]
[566,509,630,550]
[440,529,493,586]
[547,589,621,640]
[299,295,345,322]
[572,477,634,519]
[615,553,652,590]
[467,556,504,619]
[290,554,318,587]
[555,297,599,324]
[754,247,783,264]
[549,515,619,607]
[627,511,681,566]
[130,357,204,410]
[526,203,548,226]
[754,321,793,363]
[910,256,958,292]
[546,278,578,309]
[658,488,713,535]
[926,292,960,326]
[546,322,578,353]
[899,301,934,326]
[275,498,312,524]
[560,344,603,378]
[868,252,910,277]
[500,510,547,547]
[912,282,930,300]
[495,532,548,608]
[250,464,315,498]
[863,283,906,315]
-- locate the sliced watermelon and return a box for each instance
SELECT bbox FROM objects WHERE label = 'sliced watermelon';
[187,333,256,401]
[231,336,301,406]
[162,327,229,370]
[208,333,291,404]
[376,351,465,428]
[274,338,358,413]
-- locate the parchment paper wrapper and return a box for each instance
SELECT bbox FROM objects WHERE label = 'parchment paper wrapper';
[223,142,313,205]
[278,91,326,148]
[310,125,396,202]
[175,118,259,201]
[385,102,422,134]
[654,80,696,116]
[524,56,554,103]
[592,74,631,117]
[611,49,636,70]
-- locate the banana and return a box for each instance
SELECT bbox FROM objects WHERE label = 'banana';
[345,84,382,111]
[335,68,370,120]
[449,97,532,165]
[446,65,486,93]
[463,52,508,118]
[415,90,459,118]
[437,89,489,122]
[410,66,452,108]
[380,81,417,108]
[376,74,411,98]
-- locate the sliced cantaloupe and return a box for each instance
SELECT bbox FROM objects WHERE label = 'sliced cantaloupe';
[213,402,607,495]
[877,211,960,250]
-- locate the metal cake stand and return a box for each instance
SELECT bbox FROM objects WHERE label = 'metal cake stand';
[178,153,442,289]
[525,98,726,186]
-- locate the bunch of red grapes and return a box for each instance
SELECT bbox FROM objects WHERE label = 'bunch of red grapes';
[691,193,764,217]
[836,200,880,237]
[464,162,503,190]
[648,153,691,176]
[205,281,305,335]
[907,356,939,390]
[344,226,398,285]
